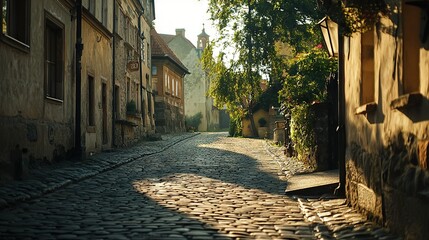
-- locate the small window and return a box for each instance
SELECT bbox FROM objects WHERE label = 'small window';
[45,13,64,101]
[402,2,420,94]
[126,77,131,102]
[147,42,150,66]
[101,0,107,27]
[140,38,145,63]
[114,85,120,119]
[88,75,95,126]
[152,66,157,75]
[88,0,95,15]
[1,0,30,49]
[360,28,375,105]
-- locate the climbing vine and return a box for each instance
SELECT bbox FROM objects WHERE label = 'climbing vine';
[319,0,388,35]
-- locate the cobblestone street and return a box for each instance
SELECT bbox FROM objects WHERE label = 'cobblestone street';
[0,133,400,239]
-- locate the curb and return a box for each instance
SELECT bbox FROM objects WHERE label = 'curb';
[0,133,200,210]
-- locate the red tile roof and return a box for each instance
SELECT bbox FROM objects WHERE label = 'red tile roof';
[151,28,189,74]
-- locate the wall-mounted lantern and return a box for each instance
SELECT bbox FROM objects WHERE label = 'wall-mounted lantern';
[318,16,339,57]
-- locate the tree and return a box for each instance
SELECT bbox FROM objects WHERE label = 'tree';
[202,0,324,136]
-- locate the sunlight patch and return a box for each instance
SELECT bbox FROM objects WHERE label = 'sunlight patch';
[133,174,307,238]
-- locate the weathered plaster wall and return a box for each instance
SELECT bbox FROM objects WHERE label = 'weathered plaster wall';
[242,109,269,138]
[344,4,429,238]
[0,1,75,182]
[81,18,112,153]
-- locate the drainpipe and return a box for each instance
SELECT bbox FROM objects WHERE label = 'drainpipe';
[336,31,346,196]
[138,10,145,127]
[112,0,116,147]
[75,0,83,156]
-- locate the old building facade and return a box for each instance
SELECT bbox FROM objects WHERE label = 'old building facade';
[113,0,155,147]
[0,0,76,182]
[80,0,114,154]
[160,28,221,131]
[0,0,155,182]
[151,28,188,133]
[343,1,429,238]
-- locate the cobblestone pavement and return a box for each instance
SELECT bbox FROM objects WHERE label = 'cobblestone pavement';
[0,133,400,239]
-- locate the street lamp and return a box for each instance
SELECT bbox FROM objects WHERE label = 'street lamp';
[318,16,339,57]
[318,15,345,196]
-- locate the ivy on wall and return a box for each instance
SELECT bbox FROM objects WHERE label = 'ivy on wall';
[318,0,389,35]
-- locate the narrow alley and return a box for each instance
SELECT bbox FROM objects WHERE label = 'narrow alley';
[0,133,399,239]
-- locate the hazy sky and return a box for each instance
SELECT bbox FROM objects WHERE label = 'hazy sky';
[153,0,217,46]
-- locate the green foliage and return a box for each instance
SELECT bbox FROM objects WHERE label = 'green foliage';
[203,0,324,138]
[279,48,336,167]
[279,48,337,110]
[185,112,203,131]
[319,0,388,36]
[290,104,316,167]
[229,115,243,137]
[126,100,137,114]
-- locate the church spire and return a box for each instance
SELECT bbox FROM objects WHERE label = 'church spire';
[197,24,210,50]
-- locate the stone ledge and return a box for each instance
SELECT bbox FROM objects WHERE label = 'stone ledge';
[390,92,422,110]
[355,102,377,115]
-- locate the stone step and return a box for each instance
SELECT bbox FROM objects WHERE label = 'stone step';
[285,169,339,196]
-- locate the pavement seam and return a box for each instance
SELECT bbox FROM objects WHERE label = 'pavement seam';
[0,133,200,210]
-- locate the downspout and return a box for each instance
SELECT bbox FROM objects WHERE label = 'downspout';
[336,30,346,196]
[138,11,145,127]
[112,0,116,147]
[75,0,83,156]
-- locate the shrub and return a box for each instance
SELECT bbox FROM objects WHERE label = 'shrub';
[229,116,242,137]
[290,104,316,169]
[185,112,203,131]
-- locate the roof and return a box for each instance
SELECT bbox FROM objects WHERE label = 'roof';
[198,28,209,38]
[151,28,189,74]
[159,33,196,49]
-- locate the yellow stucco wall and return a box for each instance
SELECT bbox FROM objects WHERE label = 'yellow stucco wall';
[344,3,429,235]
[242,109,269,138]
[81,18,113,153]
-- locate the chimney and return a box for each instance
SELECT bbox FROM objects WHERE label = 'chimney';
[176,28,185,37]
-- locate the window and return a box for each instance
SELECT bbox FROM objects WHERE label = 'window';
[176,80,179,97]
[88,75,95,126]
[360,28,375,105]
[152,66,157,75]
[147,42,150,66]
[88,0,95,15]
[1,0,30,49]
[101,0,107,27]
[134,82,139,111]
[126,77,131,102]
[402,3,420,94]
[140,38,145,63]
[45,13,64,101]
[114,85,120,119]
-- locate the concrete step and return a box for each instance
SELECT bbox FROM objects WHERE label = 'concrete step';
[285,169,339,196]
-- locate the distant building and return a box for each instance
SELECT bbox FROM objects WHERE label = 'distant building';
[151,28,189,133]
[160,27,226,131]
[113,0,155,147]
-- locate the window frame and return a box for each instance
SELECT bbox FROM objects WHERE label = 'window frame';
[360,28,375,105]
[0,0,31,52]
[87,74,96,127]
[44,11,65,102]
